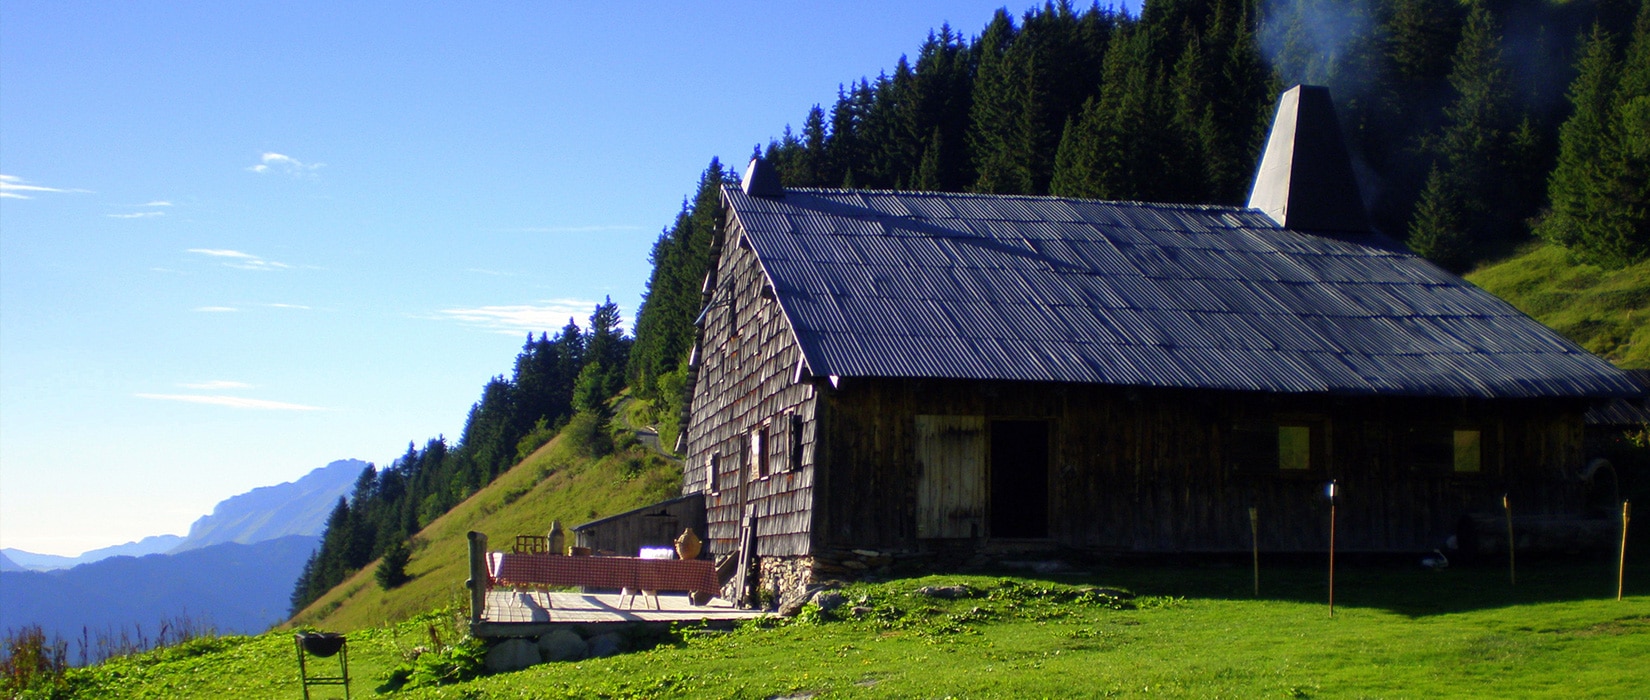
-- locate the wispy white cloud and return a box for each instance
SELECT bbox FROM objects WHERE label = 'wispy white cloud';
[143,201,173,207]
[267,303,311,310]
[435,299,598,335]
[186,248,290,270]
[507,225,644,234]
[108,211,165,219]
[188,248,255,259]
[180,380,253,390]
[135,394,325,411]
[247,152,323,176]
[1,174,91,199]
[194,306,238,312]
[465,268,515,277]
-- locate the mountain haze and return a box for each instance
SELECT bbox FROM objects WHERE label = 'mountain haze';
[2,535,185,572]
[0,535,319,652]
[171,459,366,552]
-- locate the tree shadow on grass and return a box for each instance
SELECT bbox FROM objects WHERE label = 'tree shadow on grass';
[975,555,1649,618]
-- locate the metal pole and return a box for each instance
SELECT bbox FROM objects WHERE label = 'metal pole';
[1504,494,1516,586]
[1250,506,1260,597]
[1620,501,1632,602]
[1328,500,1337,617]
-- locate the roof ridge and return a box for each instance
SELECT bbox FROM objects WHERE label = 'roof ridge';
[781,187,1253,212]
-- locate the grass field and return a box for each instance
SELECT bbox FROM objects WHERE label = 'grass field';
[285,421,682,632]
[1466,243,1650,369]
[44,557,1649,699]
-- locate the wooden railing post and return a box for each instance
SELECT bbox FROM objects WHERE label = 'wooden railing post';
[467,531,488,626]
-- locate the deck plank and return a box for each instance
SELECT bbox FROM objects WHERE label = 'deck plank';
[481,590,769,624]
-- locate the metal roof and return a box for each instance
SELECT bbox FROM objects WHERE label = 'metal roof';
[724,186,1644,399]
[1585,370,1650,425]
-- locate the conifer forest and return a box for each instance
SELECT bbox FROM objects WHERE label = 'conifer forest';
[291,0,1649,614]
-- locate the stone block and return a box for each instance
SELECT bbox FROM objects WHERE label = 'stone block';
[537,628,588,662]
[485,638,540,674]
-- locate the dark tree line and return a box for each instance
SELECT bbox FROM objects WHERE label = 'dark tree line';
[624,0,1646,457]
[290,300,630,613]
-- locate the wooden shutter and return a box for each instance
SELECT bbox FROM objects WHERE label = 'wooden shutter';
[915,415,986,538]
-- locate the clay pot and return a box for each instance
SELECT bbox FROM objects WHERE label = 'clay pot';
[674,528,702,560]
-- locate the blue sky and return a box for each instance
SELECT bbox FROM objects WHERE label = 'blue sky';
[2,2,1146,555]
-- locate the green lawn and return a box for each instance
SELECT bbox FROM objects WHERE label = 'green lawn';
[49,560,1650,699]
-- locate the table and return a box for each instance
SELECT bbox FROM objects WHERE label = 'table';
[488,553,720,608]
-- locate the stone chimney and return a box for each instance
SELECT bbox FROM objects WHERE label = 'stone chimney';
[1247,85,1370,233]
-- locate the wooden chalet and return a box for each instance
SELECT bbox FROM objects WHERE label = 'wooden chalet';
[646,86,1644,603]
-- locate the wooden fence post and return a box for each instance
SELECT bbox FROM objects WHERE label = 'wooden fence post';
[1504,494,1516,586]
[1249,506,1260,597]
[467,531,489,627]
[1620,501,1632,602]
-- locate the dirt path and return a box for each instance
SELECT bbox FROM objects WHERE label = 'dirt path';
[613,395,678,462]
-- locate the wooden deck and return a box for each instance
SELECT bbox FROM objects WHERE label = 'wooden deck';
[473,589,769,637]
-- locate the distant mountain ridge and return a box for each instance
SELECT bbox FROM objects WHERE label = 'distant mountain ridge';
[0,535,320,654]
[3,459,364,571]
[3,534,184,572]
[171,459,366,552]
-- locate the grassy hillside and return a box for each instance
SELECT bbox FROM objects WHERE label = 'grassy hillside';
[286,423,681,632]
[40,562,1650,699]
[1466,243,1650,369]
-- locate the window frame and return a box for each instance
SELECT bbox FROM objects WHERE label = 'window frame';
[1228,415,1329,477]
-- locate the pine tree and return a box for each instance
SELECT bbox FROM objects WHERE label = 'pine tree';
[1413,0,1517,263]
[375,540,412,590]
[1407,165,1472,269]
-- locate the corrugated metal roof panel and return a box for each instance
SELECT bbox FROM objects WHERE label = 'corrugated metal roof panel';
[723,186,1643,399]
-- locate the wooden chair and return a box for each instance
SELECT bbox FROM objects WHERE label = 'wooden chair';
[512,535,549,554]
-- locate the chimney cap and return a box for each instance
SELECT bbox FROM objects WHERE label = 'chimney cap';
[743,156,784,198]
[1247,85,1370,233]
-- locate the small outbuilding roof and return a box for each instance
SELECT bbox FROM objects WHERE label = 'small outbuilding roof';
[1585,370,1650,425]
[722,185,1642,399]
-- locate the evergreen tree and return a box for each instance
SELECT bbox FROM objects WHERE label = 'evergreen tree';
[1408,0,1518,263]
[375,539,412,590]
[1543,1,1650,266]
[1407,165,1472,268]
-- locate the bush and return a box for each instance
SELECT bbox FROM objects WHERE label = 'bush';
[514,417,558,462]
[1,625,67,698]
[563,410,612,458]
[376,540,413,590]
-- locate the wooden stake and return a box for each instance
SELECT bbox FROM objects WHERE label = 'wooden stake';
[1504,493,1516,586]
[1620,501,1632,602]
[1249,506,1260,597]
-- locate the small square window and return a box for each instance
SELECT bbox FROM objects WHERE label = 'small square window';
[788,413,804,471]
[1453,429,1481,473]
[1278,425,1313,471]
[751,427,769,479]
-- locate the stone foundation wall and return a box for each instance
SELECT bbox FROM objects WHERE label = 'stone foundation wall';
[756,556,814,605]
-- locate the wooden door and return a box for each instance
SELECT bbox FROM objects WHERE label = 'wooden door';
[916,415,986,538]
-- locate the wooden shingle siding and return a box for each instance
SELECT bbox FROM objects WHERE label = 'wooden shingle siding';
[683,217,818,562]
[818,379,1586,553]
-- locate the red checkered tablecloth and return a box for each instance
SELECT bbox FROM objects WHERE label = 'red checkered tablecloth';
[490,553,719,596]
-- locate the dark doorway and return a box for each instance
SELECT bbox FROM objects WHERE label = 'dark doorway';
[990,420,1049,538]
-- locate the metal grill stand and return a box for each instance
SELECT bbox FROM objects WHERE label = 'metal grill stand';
[294,632,349,699]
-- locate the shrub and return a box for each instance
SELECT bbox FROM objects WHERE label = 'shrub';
[563,410,612,458]
[376,540,413,590]
[1,625,68,698]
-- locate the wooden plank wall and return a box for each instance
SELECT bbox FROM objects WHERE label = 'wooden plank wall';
[572,494,707,557]
[682,217,819,560]
[819,379,1589,553]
